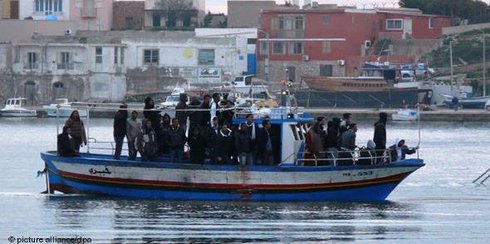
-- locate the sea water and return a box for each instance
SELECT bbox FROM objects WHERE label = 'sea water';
[0,117,489,243]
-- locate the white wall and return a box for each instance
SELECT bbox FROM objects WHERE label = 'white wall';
[19,0,70,20]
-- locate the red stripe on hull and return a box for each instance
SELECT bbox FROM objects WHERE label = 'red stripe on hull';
[57,169,412,191]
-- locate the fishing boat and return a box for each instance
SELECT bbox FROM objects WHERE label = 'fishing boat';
[0,97,37,117]
[392,109,419,121]
[42,98,87,117]
[39,95,424,201]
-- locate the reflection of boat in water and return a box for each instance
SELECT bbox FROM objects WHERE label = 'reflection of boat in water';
[40,95,425,201]
[392,109,418,121]
[0,98,37,117]
[42,99,87,117]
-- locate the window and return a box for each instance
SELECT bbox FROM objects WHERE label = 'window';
[247,38,257,45]
[386,19,403,30]
[320,64,333,77]
[322,16,329,24]
[125,17,134,30]
[35,0,63,15]
[95,47,102,64]
[57,52,73,70]
[114,47,118,64]
[289,42,303,54]
[198,49,215,65]
[272,42,284,54]
[279,15,304,30]
[27,52,39,69]
[120,48,124,65]
[260,41,269,55]
[428,17,434,29]
[322,41,331,54]
[286,66,296,81]
[143,49,159,65]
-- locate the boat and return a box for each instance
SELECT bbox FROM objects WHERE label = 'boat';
[215,75,271,95]
[392,109,419,121]
[442,95,490,109]
[39,94,424,201]
[0,98,37,117]
[301,76,390,92]
[42,98,87,117]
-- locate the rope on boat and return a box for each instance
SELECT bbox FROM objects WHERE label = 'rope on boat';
[473,168,490,184]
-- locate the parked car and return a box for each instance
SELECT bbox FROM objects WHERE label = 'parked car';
[485,100,490,111]
[400,63,435,79]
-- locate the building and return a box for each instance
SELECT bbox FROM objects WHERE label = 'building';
[257,6,452,84]
[0,30,249,104]
[144,0,205,30]
[112,1,144,30]
[227,0,276,28]
[16,0,113,30]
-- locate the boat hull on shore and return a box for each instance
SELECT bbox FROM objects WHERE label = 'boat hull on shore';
[41,151,424,201]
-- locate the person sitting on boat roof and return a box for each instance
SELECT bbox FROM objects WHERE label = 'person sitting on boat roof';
[167,118,187,164]
[126,111,142,161]
[137,119,158,162]
[215,124,235,165]
[339,123,358,151]
[64,110,87,153]
[188,126,206,164]
[389,138,418,162]
[57,126,77,157]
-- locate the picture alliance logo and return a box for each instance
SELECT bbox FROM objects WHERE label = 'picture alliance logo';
[7,235,92,243]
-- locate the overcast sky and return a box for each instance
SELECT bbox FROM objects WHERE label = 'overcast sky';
[206,0,403,14]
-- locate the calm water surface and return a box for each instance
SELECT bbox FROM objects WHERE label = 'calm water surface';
[0,117,489,243]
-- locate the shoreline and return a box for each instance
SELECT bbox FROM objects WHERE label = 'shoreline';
[24,106,490,122]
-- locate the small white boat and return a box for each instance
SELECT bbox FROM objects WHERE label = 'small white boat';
[42,98,86,117]
[392,109,418,121]
[0,98,37,117]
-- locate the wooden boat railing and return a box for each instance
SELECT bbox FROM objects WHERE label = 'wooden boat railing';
[295,148,392,167]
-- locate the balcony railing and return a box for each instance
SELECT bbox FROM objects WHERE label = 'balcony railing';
[25,63,39,70]
[81,8,97,18]
[57,63,75,70]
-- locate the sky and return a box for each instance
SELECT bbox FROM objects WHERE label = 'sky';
[206,0,405,14]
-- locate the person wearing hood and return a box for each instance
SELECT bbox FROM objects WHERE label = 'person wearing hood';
[137,119,158,161]
[389,139,418,162]
[113,104,128,159]
[373,112,388,161]
[64,110,87,153]
[144,96,163,153]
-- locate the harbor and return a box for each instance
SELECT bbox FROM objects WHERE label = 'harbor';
[19,106,490,122]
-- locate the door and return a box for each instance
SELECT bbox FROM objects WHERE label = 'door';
[24,81,36,105]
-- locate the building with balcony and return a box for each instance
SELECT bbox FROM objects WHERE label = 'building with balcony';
[257,6,451,84]
[112,1,144,30]
[0,30,249,104]
[16,0,113,30]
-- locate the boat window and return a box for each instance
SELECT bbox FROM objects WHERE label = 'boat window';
[245,76,252,86]
[289,124,299,140]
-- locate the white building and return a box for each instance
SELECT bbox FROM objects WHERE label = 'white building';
[19,0,71,20]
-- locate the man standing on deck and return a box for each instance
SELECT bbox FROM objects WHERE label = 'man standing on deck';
[113,104,128,160]
[373,112,388,162]
[126,111,142,160]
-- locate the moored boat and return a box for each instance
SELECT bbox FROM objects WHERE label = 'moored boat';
[392,109,419,121]
[40,98,424,201]
[42,98,87,117]
[0,98,37,117]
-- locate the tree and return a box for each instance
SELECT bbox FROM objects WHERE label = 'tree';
[399,0,490,24]
[203,11,212,27]
[155,0,198,28]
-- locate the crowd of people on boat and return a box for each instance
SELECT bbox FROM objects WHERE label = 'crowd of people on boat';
[56,93,418,165]
[306,112,418,165]
[57,93,279,165]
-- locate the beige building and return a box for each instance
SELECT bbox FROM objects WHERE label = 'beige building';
[227,0,275,28]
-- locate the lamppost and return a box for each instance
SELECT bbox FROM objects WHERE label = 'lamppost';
[257,29,270,83]
[477,28,486,97]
